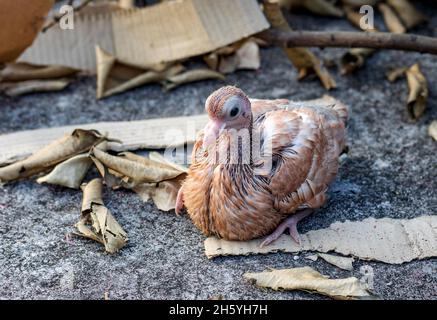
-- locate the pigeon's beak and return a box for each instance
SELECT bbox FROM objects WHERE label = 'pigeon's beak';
[203,120,225,148]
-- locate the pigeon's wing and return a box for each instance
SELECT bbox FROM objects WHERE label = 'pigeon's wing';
[250,98,289,118]
[256,99,347,214]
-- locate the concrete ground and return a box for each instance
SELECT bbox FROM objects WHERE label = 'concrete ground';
[0,7,436,300]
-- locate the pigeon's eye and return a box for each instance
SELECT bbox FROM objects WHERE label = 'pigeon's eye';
[229,106,240,118]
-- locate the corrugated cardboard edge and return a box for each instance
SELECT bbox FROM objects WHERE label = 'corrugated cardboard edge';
[204,215,437,264]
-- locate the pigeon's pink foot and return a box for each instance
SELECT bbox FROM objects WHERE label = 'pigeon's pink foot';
[175,187,184,216]
[260,209,313,247]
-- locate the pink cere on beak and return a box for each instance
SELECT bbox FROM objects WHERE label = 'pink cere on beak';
[202,120,225,148]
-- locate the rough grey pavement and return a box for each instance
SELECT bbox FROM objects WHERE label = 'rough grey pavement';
[0,7,436,299]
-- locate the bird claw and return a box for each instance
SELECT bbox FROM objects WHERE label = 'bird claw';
[259,209,313,248]
[260,225,301,248]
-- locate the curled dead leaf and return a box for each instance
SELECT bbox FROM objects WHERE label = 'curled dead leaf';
[0,63,77,82]
[217,40,261,74]
[340,48,375,75]
[428,121,437,141]
[75,178,127,254]
[90,148,186,211]
[36,141,108,189]
[386,67,407,82]
[36,154,92,189]
[244,266,372,299]
[0,129,105,183]
[96,46,184,99]
[386,0,426,29]
[0,79,71,97]
[280,0,343,17]
[133,176,184,212]
[163,69,225,91]
[406,63,428,120]
[148,151,188,173]
[308,253,355,271]
[378,3,406,34]
[91,148,184,186]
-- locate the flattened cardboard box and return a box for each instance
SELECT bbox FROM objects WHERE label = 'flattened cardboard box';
[19,0,269,71]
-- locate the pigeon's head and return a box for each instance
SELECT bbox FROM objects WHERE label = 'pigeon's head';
[203,86,252,147]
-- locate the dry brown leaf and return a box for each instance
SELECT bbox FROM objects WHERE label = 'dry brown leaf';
[341,0,379,7]
[204,215,437,263]
[36,154,92,189]
[280,0,343,17]
[0,79,71,97]
[0,63,77,82]
[306,253,354,271]
[133,176,184,212]
[428,121,437,141]
[0,129,105,183]
[406,63,428,120]
[163,69,226,91]
[386,67,408,82]
[91,148,184,187]
[300,0,344,17]
[203,53,220,71]
[36,141,107,189]
[112,152,187,211]
[378,3,406,34]
[148,151,188,173]
[96,46,184,99]
[305,254,319,261]
[213,39,261,74]
[264,0,336,90]
[75,178,127,253]
[244,267,371,299]
[386,0,426,29]
[340,48,375,75]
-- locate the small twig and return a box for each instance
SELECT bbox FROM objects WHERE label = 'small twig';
[259,29,437,55]
[42,0,93,33]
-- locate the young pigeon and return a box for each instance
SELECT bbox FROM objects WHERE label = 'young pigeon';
[176,86,348,246]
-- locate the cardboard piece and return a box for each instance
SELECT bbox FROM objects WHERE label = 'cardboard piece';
[204,215,437,264]
[19,0,269,71]
[0,0,53,62]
